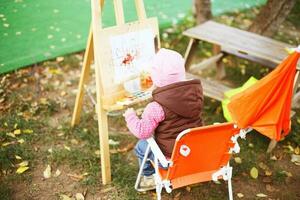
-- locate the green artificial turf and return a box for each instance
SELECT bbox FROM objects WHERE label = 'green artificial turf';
[0,0,266,74]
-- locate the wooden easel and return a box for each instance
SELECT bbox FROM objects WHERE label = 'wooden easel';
[71,0,160,184]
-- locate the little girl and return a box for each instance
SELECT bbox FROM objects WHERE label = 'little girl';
[124,48,204,191]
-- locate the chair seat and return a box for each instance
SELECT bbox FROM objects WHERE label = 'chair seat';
[158,168,219,189]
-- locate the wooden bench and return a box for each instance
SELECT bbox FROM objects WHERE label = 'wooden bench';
[183,20,300,152]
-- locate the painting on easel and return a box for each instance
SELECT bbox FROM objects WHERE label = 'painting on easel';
[110,28,155,84]
[95,17,159,108]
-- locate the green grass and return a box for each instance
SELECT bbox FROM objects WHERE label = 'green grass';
[0,183,12,200]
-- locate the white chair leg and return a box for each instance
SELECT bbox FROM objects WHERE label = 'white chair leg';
[228,177,233,200]
[154,156,163,200]
[155,179,163,200]
[135,144,151,190]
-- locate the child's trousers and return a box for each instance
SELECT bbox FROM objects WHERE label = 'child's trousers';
[134,140,155,176]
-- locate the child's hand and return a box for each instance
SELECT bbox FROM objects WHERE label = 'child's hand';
[123,108,135,118]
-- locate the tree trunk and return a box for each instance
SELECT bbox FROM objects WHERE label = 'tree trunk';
[193,0,212,24]
[248,0,296,37]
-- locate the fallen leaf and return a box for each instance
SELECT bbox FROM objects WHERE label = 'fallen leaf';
[108,139,120,146]
[23,129,33,134]
[14,129,21,135]
[234,157,242,164]
[185,186,191,192]
[54,169,61,177]
[284,145,294,152]
[16,166,29,174]
[256,193,268,198]
[237,193,244,198]
[258,162,268,170]
[116,143,135,153]
[58,132,64,137]
[250,167,258,179]
[15,155,22,160]
[67,173,84,181]
[6,132,16,138]
[94,150,100,156]
[281,171,292,177]
[18,139,25,144]
[18,161,28,167]
[270,155,277,161]
[40,98,48,105]
[75,193,85,200]
[71,139,79,145]
[43,165,51,179]
[295,147,300,155]
[49,69,62,75]
[56,57,64,62]
[265,170,272,176]
[59,194,72,200]
[60,91,67,96]
[291,154,300,165]
[2,141,15,147]
[109,149,118,154]
[64,145,71,151]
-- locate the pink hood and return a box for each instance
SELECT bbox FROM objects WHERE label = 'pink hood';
[150,48,186,87]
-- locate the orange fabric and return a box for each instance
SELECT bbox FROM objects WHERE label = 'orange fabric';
[161,122,239,188]
[170,170,218,189]
[228,52,300,141]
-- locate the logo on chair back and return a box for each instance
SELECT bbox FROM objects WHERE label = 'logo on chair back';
[180,145,191,157]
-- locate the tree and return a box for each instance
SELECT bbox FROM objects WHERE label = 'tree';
[193,0,212,24]
[248,0,296,37]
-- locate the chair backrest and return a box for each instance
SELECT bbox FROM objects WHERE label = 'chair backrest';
[165,122,240,189]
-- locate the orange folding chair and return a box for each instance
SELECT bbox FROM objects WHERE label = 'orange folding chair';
[135,122,252,200]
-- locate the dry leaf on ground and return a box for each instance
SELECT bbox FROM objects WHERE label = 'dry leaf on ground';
[13,129,21,135]
[18,161,28,167]
[108,139,120,146]
[16,166,29,174]
[54,169,61,177]
[250,167,258,179]
[23,129,33,134]
[75,193,84,200]
[64,145,71,151]
[237,193,244,198]
[234,157,242,164]
[256,193,268,198]
[59,194,73,200]
[291,154,300,165]
[43,165,51,179]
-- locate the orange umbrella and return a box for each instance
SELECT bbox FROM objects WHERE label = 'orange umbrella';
[228,49,300,141]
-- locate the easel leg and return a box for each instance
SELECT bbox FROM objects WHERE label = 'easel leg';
[184,38,198,72]
[213,44,226,79]
[71,27,94,127]
[97,107,111,184]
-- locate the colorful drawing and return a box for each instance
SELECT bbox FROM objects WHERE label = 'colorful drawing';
[110,29,155,83]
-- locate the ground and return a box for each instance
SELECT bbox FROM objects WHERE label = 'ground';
[1,3,300,200]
